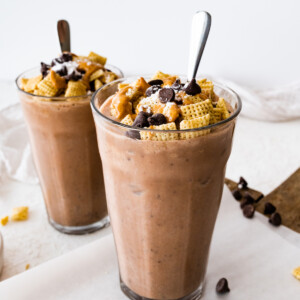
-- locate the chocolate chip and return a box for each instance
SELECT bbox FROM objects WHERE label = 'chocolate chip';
[243,204,255,218]
[263,202,276,215]
[146,85,161,97]
[269,212,281,226]
[51,58,62,67]
[56,65,68,77]
[60,52,72,62]
[148,113,167,126]
[132,111,152,128]
[158,88,175,103]
[125,130,140,140]
[40,62,50,78]
[240,193,254,208]
[232,189,242,201]
[148,79,163,86]
[238,176,248,189]
[65,70,83,81]
[216,278,230,294]
[171,79,182,91]
[183,79,201,95]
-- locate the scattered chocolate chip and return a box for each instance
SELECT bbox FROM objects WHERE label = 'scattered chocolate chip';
[263,202,276,215]
[148,79,163,86]
[146,85,161,97]
[243,204,255,218]
[269,212,281,226]
[56,65,68,77]
[40,62,50,78]
[183,79,201,95]
[60,52,72,62]
[65,70,82,81]
[232,189,242,201]
[158,88,175,103]
[240,198,254,208]
[238,176,248,189]
[216,278,230,294]
[147,113,167,126]
[132,111,152,128]
[171,79,182,91]
[125,130,141,140]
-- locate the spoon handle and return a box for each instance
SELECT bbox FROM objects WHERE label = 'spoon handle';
[57,20,71,52]
[187,11,211,81]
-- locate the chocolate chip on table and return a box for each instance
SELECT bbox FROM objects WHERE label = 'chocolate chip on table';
[263,202,276,215]
[158,88,175,103]
[183,79,201,96]
[148,113,167,126]
[148,79,163,86]
[243,204,255,218]
[238,176,248,189]
[232,189,242,201]
[40,62,50,78]
[60,52,73,62]
[132,111,152,128]
[171,79,182,91]
[269,212,282,226]
[146,85,161,97]
[240,193,254,208]
[125,130,141,140]
[216,278,230,294]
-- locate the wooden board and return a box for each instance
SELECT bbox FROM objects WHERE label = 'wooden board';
[225,168,300,234]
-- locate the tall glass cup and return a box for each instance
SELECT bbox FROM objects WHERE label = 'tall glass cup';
[91,76,241,299]
[16,65,123,235]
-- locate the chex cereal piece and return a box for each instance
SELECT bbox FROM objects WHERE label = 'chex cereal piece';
[23,75,43,93]
[180,99,213,120]
[121,114,134,126]
[118,83,129,90]
[11,206,28,221]
[50,70,66,90]
[88,51,107,65]
[198,79,214,98]
[180,114,210,139]
[1,216,9,226]
[210,107,223,124]
[89,69,104,82]
[141,122,178,141]
[94,79,103,90]
[65,81,86,97]
[292,266,300,281]
[35,77,58,97]
[183,93,208,105]
[151,71,177,86]
[217,98,230,119]
[101,71,117,83]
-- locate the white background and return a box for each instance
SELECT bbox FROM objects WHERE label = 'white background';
[1,0,300,88]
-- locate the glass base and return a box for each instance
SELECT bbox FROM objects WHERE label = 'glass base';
[49,216,110,235]
[120,278,204,300]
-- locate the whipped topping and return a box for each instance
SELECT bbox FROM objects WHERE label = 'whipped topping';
[52,61,79,75]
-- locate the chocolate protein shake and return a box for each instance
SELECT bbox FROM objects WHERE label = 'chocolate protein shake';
[17,51,122,234]
[91,72,241,299]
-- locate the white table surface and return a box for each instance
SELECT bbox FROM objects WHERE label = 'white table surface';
[0,80,300,283]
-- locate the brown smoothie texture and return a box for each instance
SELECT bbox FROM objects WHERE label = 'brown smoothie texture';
[93,72,239,299]
[17,51,120,230]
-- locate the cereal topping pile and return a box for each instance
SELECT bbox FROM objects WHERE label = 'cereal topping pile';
[110,71,231,140]
[20,51,119,98]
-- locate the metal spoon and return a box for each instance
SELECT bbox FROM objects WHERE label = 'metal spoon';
[57,20,71,52]
[187,11,211,82]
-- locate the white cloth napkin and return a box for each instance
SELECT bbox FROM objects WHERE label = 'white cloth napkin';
[0,79,300,184]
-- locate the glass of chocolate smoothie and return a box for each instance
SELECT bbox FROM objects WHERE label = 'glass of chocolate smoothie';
[16,51,123,234]
[91,72,241,299]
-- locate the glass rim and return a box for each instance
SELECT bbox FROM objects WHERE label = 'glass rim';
[15,64,124,101]
[91,75,242,133]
